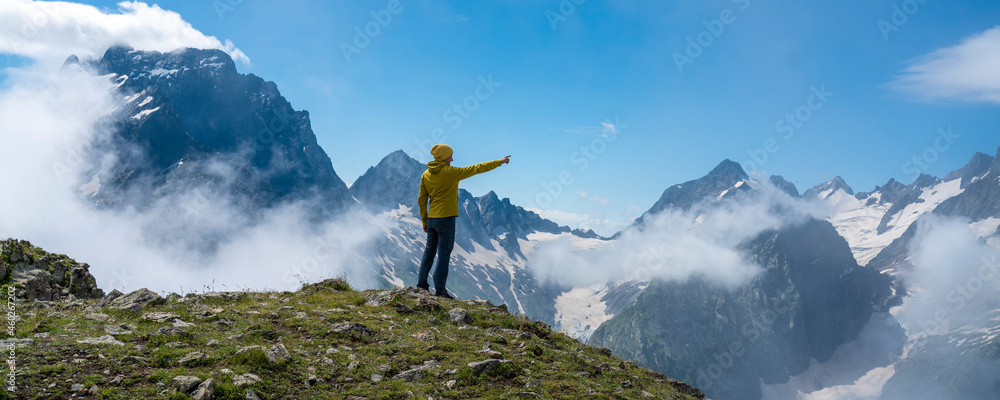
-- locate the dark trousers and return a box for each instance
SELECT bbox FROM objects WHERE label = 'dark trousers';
[417,216,456,293]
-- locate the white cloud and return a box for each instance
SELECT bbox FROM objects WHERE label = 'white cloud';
[600,121,617,135]
[888,26,1000,104]
[527,181,826,289]
[896,215,1000,338]
[0,0,249,67]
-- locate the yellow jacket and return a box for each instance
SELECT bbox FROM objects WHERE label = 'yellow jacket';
[418,159,504,226]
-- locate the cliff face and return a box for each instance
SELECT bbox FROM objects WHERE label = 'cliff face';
[72,46,353,218]
[589,219,893,400]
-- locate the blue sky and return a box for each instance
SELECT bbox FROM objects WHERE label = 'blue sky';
[2,0,999,235]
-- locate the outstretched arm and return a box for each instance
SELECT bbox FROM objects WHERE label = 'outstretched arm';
[453,155,511,180]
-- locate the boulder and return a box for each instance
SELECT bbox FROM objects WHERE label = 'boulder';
[177,351,207,366]
[172,375,202,393]
[365,291,395,306]
[97,290,123,307]
[449,308,473,325]
[107,288,165,313]
[232,373,261,388]
[191,378,215,400]
[468,358,510,374]
[266,344,291,364]
[329,322,373,338]
[392,360,440,382]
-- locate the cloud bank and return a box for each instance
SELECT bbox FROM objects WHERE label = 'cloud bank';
[897,214,1000,338]
[527,181,826,289]
[889,26,1000,104]
[0,0,249,67]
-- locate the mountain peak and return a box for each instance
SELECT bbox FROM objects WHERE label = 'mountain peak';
[351,151,426,212]
[804,176,853,199]
[707,159,749,181]
[60,54,81,71]
[386,149,412,159]
[944,151,994,188]
[375,150,423,170]
[769,175,800,197]
[482,190,500,201]
[993,145,1000,172]
[856,178,907,204]
[636,159,752,223]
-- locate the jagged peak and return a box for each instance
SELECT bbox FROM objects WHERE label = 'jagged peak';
[95,45,238,80]
[482,189,499,200]
[911,173,939,188]
[944,151,994,187]
[769,175,799,197]
[375,150,423,169]
[804,176,853,199]
[386,149,412,159]
[61,54,80,68]
[872,178,904,194]
[707,159,749,180]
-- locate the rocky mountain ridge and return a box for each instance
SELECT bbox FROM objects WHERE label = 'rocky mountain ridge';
[1,239,104,302]
[5,240,705,400]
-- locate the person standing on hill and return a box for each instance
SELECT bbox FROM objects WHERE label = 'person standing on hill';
[416,144,510,299]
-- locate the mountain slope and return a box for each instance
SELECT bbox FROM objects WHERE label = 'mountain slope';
[9,275,706,400]
[871,146,1000,400]
[73,46,354,218]
[636,159,751,224]
[813,173,962,267]
[589,219,892,400]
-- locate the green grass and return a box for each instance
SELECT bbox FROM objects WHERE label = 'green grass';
[12,279,704,400]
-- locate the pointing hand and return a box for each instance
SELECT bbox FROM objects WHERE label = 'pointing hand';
[502,155,511,164]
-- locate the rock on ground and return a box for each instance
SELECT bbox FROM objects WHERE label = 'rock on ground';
[172,376,202,393]
[106,288,165,313]
[449,308,473,325]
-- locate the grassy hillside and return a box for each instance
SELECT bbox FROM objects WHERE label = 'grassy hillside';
[9,279,704,399]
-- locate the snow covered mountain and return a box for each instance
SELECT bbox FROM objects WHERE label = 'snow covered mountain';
[578,160,893,400]
[555,159,760,341]
[792,147,1000,399]
[810,173,961,267]
[808,148,1000,272]
[556,149,1000,399]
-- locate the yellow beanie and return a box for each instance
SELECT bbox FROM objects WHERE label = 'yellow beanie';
[430,144,453,161]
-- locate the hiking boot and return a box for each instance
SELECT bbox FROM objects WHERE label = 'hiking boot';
[436,291,455,300]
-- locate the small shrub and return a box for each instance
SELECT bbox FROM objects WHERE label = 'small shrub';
[211,379,241,399]
[486,362,523,379]
[231,347,271,371]
[147,369,173,384]
[166,392,190,400]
